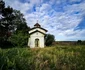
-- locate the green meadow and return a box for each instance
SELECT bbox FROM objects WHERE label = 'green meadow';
[0,44,85,70]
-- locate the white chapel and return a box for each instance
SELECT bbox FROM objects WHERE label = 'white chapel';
[28,22,47,48]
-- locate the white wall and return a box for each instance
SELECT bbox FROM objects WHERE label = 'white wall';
[28,32,45,48]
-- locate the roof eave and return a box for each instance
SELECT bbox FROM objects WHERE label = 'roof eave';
[29,30,46,35]
[29,27,47,32]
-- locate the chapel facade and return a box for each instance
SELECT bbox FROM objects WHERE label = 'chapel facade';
[28,23,47,48]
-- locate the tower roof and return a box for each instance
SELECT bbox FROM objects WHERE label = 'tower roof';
[29,22,48,32]
[34,23,41,27]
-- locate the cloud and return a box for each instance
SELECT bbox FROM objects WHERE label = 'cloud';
[3,0,85,41]
[4,0,32,14]
[68,0,83,4]
[40,3,51,12]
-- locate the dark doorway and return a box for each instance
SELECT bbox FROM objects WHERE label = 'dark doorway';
[35,39,39,47]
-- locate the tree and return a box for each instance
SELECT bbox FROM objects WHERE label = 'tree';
[0,0,15,48]
[8,10,30,47]
[0,0,30,48]
[0,0,5,14]
[12,10,28,31]
[0,0,15,41]
[9,31,28,47]
[77,40,82,44]
[45,34,55,46]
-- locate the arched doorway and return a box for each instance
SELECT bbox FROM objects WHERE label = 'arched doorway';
[35,38,39,47]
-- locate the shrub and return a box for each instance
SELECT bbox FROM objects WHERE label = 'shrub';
[45,34,55,46]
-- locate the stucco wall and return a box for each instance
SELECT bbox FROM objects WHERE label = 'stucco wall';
[28,32,45,48]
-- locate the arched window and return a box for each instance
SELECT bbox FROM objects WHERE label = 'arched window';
[35,38,39,47]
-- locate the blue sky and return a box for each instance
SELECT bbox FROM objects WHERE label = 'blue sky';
[3,0,85,41]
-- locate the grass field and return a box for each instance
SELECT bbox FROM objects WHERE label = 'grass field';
[0,44,85,70]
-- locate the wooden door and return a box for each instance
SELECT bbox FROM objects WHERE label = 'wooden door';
[35,39,39,47]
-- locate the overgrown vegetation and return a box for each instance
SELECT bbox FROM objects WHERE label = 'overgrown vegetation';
[0,44,85,70]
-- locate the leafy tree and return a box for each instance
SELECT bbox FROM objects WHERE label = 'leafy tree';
[9,31,29,47]
[77,40,82,44]
[0,0,15,41]
[0,0,30,48]
[0,0,5,13]
[0,0,15,48]
[12,10,28,31]
[8,10,30,47]
[45,34,55,46]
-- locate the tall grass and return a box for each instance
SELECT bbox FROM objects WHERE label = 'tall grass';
[0,45,85,70]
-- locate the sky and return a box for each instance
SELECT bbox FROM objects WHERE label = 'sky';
[3,0,85,41]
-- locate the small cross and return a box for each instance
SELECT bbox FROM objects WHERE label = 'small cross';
[37,20,38,23]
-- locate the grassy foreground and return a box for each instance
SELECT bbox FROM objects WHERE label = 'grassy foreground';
[0,45,85,70]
